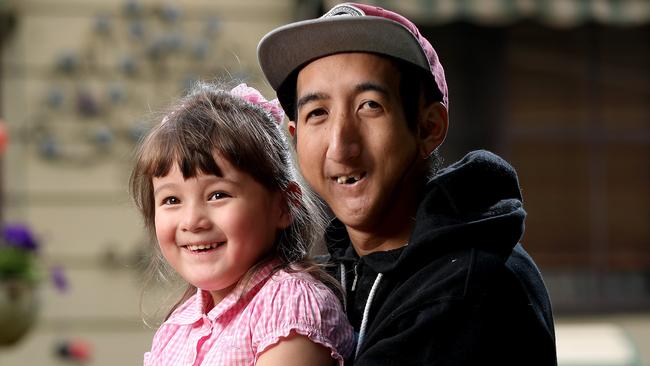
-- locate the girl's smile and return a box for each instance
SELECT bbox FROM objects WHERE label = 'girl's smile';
[152,153,291,304]
[183,241,224,252]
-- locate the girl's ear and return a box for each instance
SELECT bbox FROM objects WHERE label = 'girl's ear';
[277,182,301,229]
[287,120,296,137]
[417,102,448,159]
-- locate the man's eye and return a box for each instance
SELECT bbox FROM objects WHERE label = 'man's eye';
[209,192,230,200]
[162,196,179,205]
[361,100,381,110]
[305,108,327,120]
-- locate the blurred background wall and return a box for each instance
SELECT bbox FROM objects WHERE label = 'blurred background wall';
[0,0,648,365]
[0,0,295,364]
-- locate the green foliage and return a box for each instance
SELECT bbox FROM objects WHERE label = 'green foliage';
[0,246,39,283]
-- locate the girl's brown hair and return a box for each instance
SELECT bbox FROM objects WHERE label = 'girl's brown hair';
[130,82,334,320]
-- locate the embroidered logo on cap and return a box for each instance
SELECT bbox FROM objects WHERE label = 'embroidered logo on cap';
[322,3,365,18]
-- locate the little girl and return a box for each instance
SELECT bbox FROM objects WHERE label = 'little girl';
[130,82,353,365]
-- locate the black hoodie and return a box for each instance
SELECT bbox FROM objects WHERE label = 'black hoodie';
[325,150,557,365]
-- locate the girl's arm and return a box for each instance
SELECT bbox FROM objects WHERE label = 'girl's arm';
[256,332,335,366]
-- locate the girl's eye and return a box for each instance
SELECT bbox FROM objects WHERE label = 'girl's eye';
[209,192,231,201]
[162,196,179,205]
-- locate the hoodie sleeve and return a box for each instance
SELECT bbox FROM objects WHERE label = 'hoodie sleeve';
[353,251,557,366]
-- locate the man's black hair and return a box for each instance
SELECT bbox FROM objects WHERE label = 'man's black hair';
[395,58,444,131]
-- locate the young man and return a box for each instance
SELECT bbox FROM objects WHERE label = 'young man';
[258,3,557,365]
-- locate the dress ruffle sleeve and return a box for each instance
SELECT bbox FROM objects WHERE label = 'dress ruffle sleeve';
[250,273,354,365]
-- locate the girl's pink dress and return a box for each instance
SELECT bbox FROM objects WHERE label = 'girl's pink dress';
[144,261,354,365]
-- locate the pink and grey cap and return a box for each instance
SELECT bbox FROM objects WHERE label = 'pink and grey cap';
[257,2,448,119]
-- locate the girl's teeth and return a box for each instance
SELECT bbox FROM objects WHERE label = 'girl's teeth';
[187,243,220,251]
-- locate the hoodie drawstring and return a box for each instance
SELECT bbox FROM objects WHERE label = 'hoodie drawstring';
[355,273,383,359]
[339,263,347,311]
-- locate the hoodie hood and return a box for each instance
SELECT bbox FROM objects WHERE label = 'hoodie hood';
[326,150,526,274]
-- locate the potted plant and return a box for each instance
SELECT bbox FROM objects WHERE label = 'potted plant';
[0,223,40,346]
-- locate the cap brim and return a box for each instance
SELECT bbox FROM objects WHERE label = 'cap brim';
[258,16,430,92]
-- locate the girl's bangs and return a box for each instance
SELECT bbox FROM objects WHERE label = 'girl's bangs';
[142,121,224,180]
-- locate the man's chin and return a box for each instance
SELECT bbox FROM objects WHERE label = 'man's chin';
[332,206,379,232]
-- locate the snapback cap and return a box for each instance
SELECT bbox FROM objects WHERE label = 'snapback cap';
[257,2,448,120]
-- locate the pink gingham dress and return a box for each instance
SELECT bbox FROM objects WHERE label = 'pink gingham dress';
[144,261,354,365]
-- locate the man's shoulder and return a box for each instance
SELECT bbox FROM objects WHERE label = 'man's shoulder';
[394,246,539,303]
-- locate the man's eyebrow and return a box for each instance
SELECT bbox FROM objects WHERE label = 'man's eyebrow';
[296,92,329,111]
[296,83,389,111]
[356,82,390,97]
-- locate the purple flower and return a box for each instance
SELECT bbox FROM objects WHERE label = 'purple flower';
[50,265,69,293]
[2,224,39,252]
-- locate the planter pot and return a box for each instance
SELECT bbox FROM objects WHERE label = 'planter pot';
[0,280,39,346]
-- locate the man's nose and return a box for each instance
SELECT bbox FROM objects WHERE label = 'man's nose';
[326,110,362,163]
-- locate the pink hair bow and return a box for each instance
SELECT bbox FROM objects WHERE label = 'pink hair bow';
[230,83,285,125]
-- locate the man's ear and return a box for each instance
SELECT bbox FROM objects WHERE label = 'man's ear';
[287,120,296,137]
[417,102,448,158]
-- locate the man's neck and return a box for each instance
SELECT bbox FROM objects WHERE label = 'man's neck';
[346,218,414,257]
